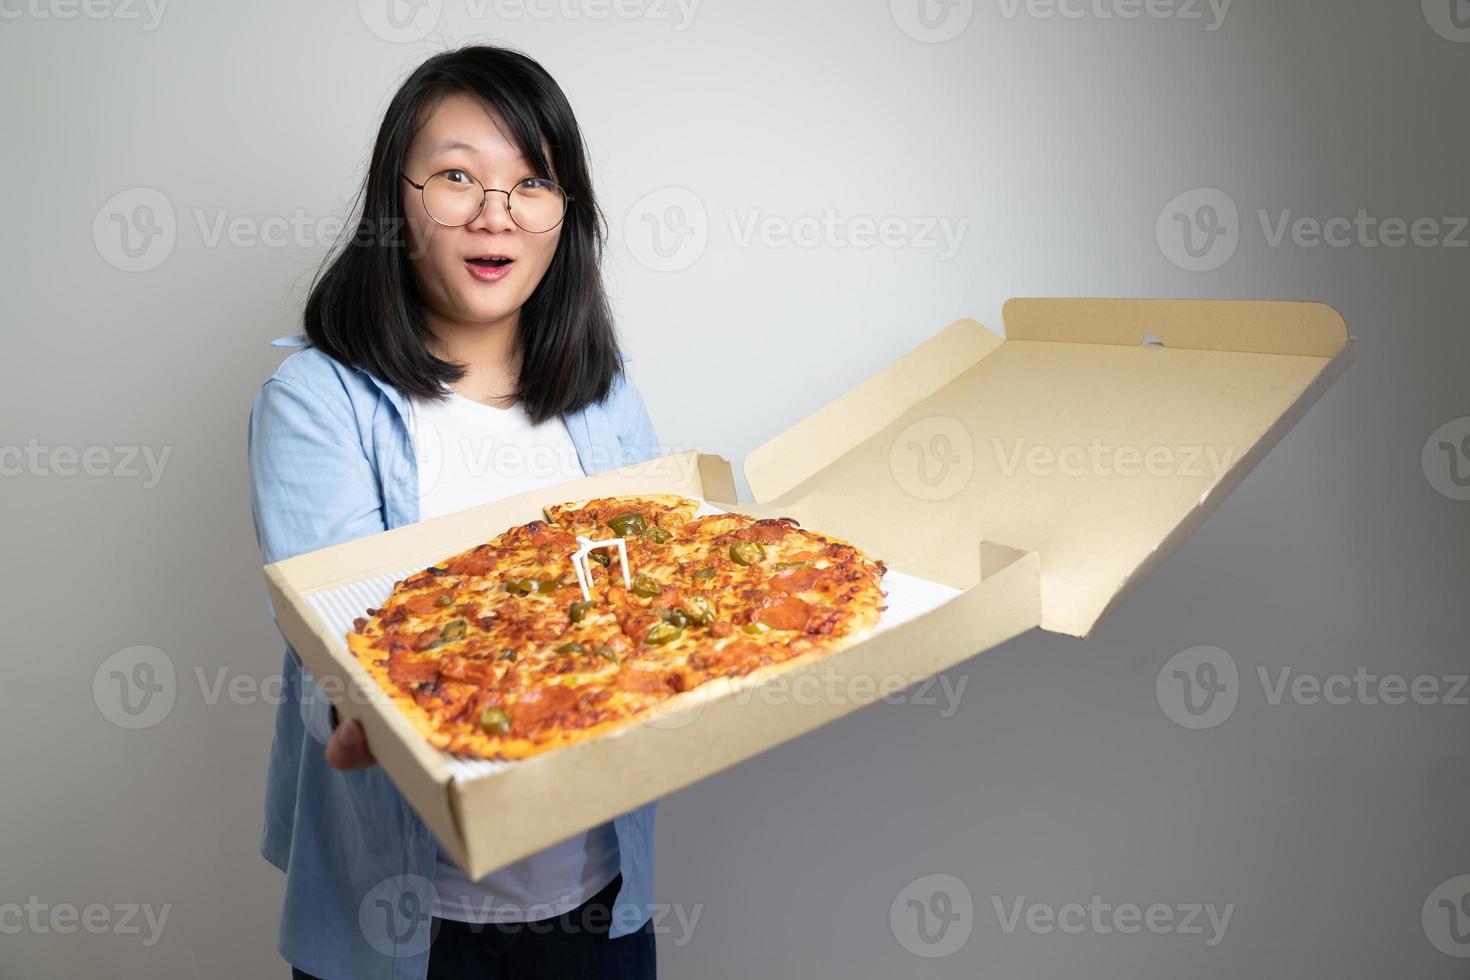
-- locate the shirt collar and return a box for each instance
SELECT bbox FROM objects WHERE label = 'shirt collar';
[270,334,411,420]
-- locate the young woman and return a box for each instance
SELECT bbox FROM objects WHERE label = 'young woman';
[248,45,663,980]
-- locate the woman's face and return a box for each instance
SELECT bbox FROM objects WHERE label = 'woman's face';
[402,92,563,333]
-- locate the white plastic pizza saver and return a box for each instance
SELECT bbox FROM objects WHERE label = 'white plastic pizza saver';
[568,535,632,602]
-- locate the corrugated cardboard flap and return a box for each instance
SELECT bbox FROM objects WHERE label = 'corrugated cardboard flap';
[744,298,1353,637]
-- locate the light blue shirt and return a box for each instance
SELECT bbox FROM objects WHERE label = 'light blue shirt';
[247,335,663,980]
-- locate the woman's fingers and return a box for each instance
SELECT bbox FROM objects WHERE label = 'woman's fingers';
[325,718,377,770]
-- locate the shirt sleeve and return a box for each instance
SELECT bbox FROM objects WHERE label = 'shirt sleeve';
[248,375,387,745]
[614,369,664,466]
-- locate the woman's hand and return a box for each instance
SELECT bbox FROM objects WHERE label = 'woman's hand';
[325,716,377,770]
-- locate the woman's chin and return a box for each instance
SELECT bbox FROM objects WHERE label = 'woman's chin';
[446,296,519,327]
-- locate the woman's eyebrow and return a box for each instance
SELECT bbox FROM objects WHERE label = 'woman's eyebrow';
[428,140,480,156]
[426,139,531,168]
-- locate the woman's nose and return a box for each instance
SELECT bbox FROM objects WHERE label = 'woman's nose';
[467,191,516,233]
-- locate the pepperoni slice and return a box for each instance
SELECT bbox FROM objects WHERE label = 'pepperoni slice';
[401,589,455,615]
[387,656,440,685]
[527,523,572,547]
[437,658,496,686]
[753,592,811,631]
[509,684,578,733]
[444,552,496,577]
[732,520,796,544]
[614,667,666,694]
[690,639,768,672]
[770,566,822,593]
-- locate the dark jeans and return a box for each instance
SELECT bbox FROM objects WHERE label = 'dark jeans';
[291,873,656,980]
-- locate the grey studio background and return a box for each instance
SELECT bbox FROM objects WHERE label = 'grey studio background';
[2,1,1467,977]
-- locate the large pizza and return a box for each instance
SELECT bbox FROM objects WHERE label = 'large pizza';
[345,494,889,760]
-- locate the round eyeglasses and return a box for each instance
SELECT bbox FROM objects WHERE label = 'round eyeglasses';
[401,170,571,233]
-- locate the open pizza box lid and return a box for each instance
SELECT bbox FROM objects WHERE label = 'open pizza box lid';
[262,297,1353,879]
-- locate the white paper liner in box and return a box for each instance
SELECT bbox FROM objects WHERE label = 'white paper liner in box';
[303,500,962,782]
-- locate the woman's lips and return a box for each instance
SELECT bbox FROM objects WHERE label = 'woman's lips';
[465,258,513,282]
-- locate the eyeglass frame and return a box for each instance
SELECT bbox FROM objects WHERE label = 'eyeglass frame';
[400,170,573,232]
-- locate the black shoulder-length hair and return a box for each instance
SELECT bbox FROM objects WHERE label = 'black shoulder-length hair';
[303,44,623,426]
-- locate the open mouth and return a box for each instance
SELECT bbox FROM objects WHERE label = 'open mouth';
[465,255,515,281]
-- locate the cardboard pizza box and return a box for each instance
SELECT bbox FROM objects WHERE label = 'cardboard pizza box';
[262,297,1353,879]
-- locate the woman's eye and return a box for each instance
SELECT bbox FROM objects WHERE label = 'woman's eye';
[521,177,551,190]
[443,170,473,185]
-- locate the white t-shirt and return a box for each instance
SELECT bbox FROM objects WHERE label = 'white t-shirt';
[405,388,621,924]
